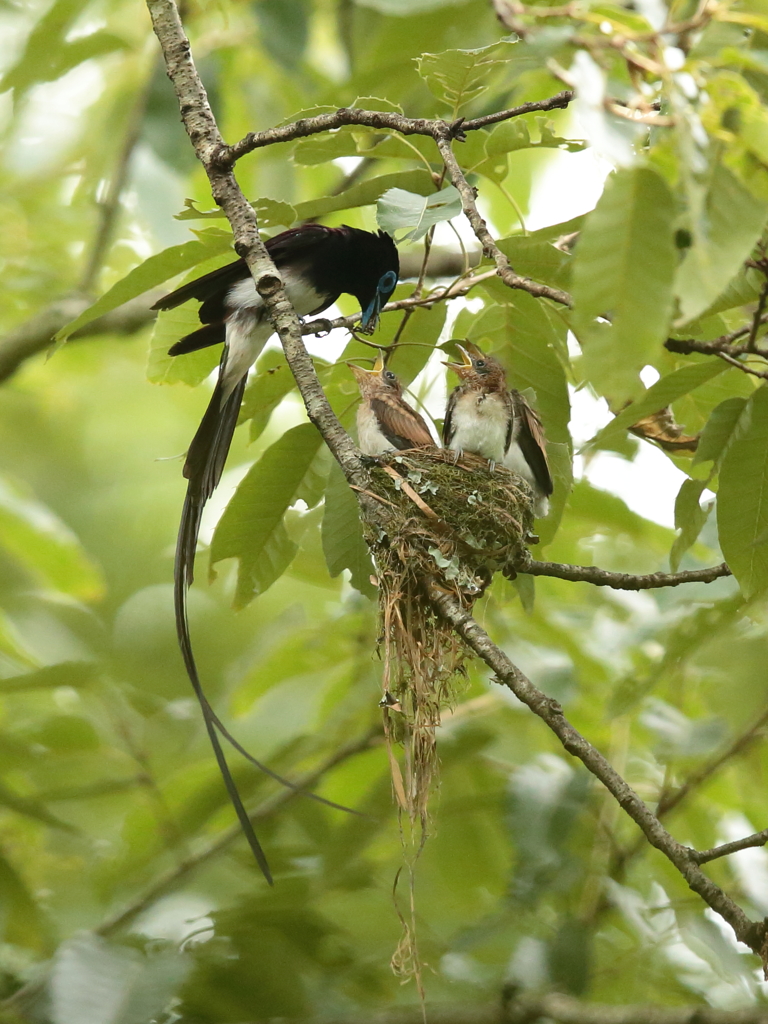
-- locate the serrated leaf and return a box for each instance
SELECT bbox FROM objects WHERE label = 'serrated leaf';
[717,384,768,598]
[57,232,234,344]
[571,166,676,403]
[321,462,375,598]
[175,197,296,228]
[416,42,514,112]
[292,128,360,166]
[376,185,461,241]
[586,360,728,452]
[670,478,711,571]
[294,169,434,220]
[693,396,749,466]
[210,424,323,608]
[676,164,768,325]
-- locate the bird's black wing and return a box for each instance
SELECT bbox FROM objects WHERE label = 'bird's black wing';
[512,393,553,497]
[152,259,249,315]
[442,388,460,447]
[371,397,434,450]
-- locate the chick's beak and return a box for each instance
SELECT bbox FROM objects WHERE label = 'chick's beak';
[442,344,474,373]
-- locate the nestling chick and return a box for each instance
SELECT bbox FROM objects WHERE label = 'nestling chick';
[349,354,435,454]
[443,341,553,517]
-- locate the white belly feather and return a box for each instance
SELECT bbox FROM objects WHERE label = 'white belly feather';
[448,393,508,463]
[357,404,393,455]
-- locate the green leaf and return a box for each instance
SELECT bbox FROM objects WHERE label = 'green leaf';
[0,850,53,952]
[240,353,299,442]
[571,167,676,403]
[485,118,584,157]
[416,42,515,112]
[210,424,324,608]
[175,197,296,228]
[675,164,768,325]
[50,933,189,1024]
[321,462,375,598]
[294,169,434,220]
[376,184,461,241]
[57,231,234,344]
[496,235,572,290]
[585,360,728,451]
[717,384,768,598]
[670,479,712,572]
[292,128,361,166]
[693,396,749,466]
[0,662,97,693]
[0,477,104,600]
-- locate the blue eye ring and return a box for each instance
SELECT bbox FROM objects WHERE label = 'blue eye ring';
[379,270,398,294]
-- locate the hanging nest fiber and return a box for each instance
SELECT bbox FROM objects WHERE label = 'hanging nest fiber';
[359,447,534,831]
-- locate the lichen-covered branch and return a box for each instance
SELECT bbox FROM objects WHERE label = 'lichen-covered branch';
[517,555,732,590]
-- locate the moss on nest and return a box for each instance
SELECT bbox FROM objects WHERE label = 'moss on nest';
[361,446,534,833]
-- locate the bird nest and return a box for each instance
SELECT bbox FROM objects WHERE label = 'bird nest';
[360,447,534,831]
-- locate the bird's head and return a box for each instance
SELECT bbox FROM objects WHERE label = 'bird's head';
[354,231,399,334]
[443,341,507,390]
[348,351,402,398]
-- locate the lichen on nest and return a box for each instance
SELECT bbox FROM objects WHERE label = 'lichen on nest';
[359,446,535,829]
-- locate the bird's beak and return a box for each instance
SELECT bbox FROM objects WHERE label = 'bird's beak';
[359,292,385,335]
[442,344,474,372]
[348,352,385,380]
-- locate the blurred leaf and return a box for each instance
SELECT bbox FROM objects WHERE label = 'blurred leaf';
[676,164,768,325]
[50,933,189,1024]
[322,462,375,598]
[211,424,323,608]
[0,850,53,953]
[376,185,461,241]
[241,353,299,442]
[717,384,768,597]
[670,478,711,572]
[0,662,96,693]
[0,476,104,599]
[586,361,727,452]
[572,167,676,402]
[693,396,748,466]
[254,0,309,69]
[57,231,233,344]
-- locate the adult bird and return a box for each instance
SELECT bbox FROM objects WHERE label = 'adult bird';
[349,353,435,454]
[443,341,552,518]
[153,224,399,882]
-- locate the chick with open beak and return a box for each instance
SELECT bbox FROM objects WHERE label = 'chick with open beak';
[443,341,553,518]
[349,353,435,455]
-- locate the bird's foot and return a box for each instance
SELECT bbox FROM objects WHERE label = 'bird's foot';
[525,531,540,545]
[311,318,333,337]
[359,453,383,468]
[451,448,462,466]
[488,459,496,473]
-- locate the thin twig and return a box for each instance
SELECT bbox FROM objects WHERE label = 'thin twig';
[694,830,768,866]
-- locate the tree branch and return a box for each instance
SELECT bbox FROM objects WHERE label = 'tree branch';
[517,555,732,590]
[695,829,768,866]
[432,127,572,306]
[426,582,767,961]
[222,93,573,164]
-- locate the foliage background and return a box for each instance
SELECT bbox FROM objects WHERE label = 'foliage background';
[2,0,768,1020]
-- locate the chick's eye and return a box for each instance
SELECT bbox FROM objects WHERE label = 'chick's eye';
[475,359,485,368]
[385,370,396,381]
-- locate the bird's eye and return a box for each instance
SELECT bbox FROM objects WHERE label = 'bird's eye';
[378,270,398,294]
[475,359,485,368]
[385,370,396,381]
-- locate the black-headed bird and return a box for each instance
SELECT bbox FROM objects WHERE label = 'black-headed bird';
[443,341,552,518]
[153,224,399,882]
[349,354,435,454]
